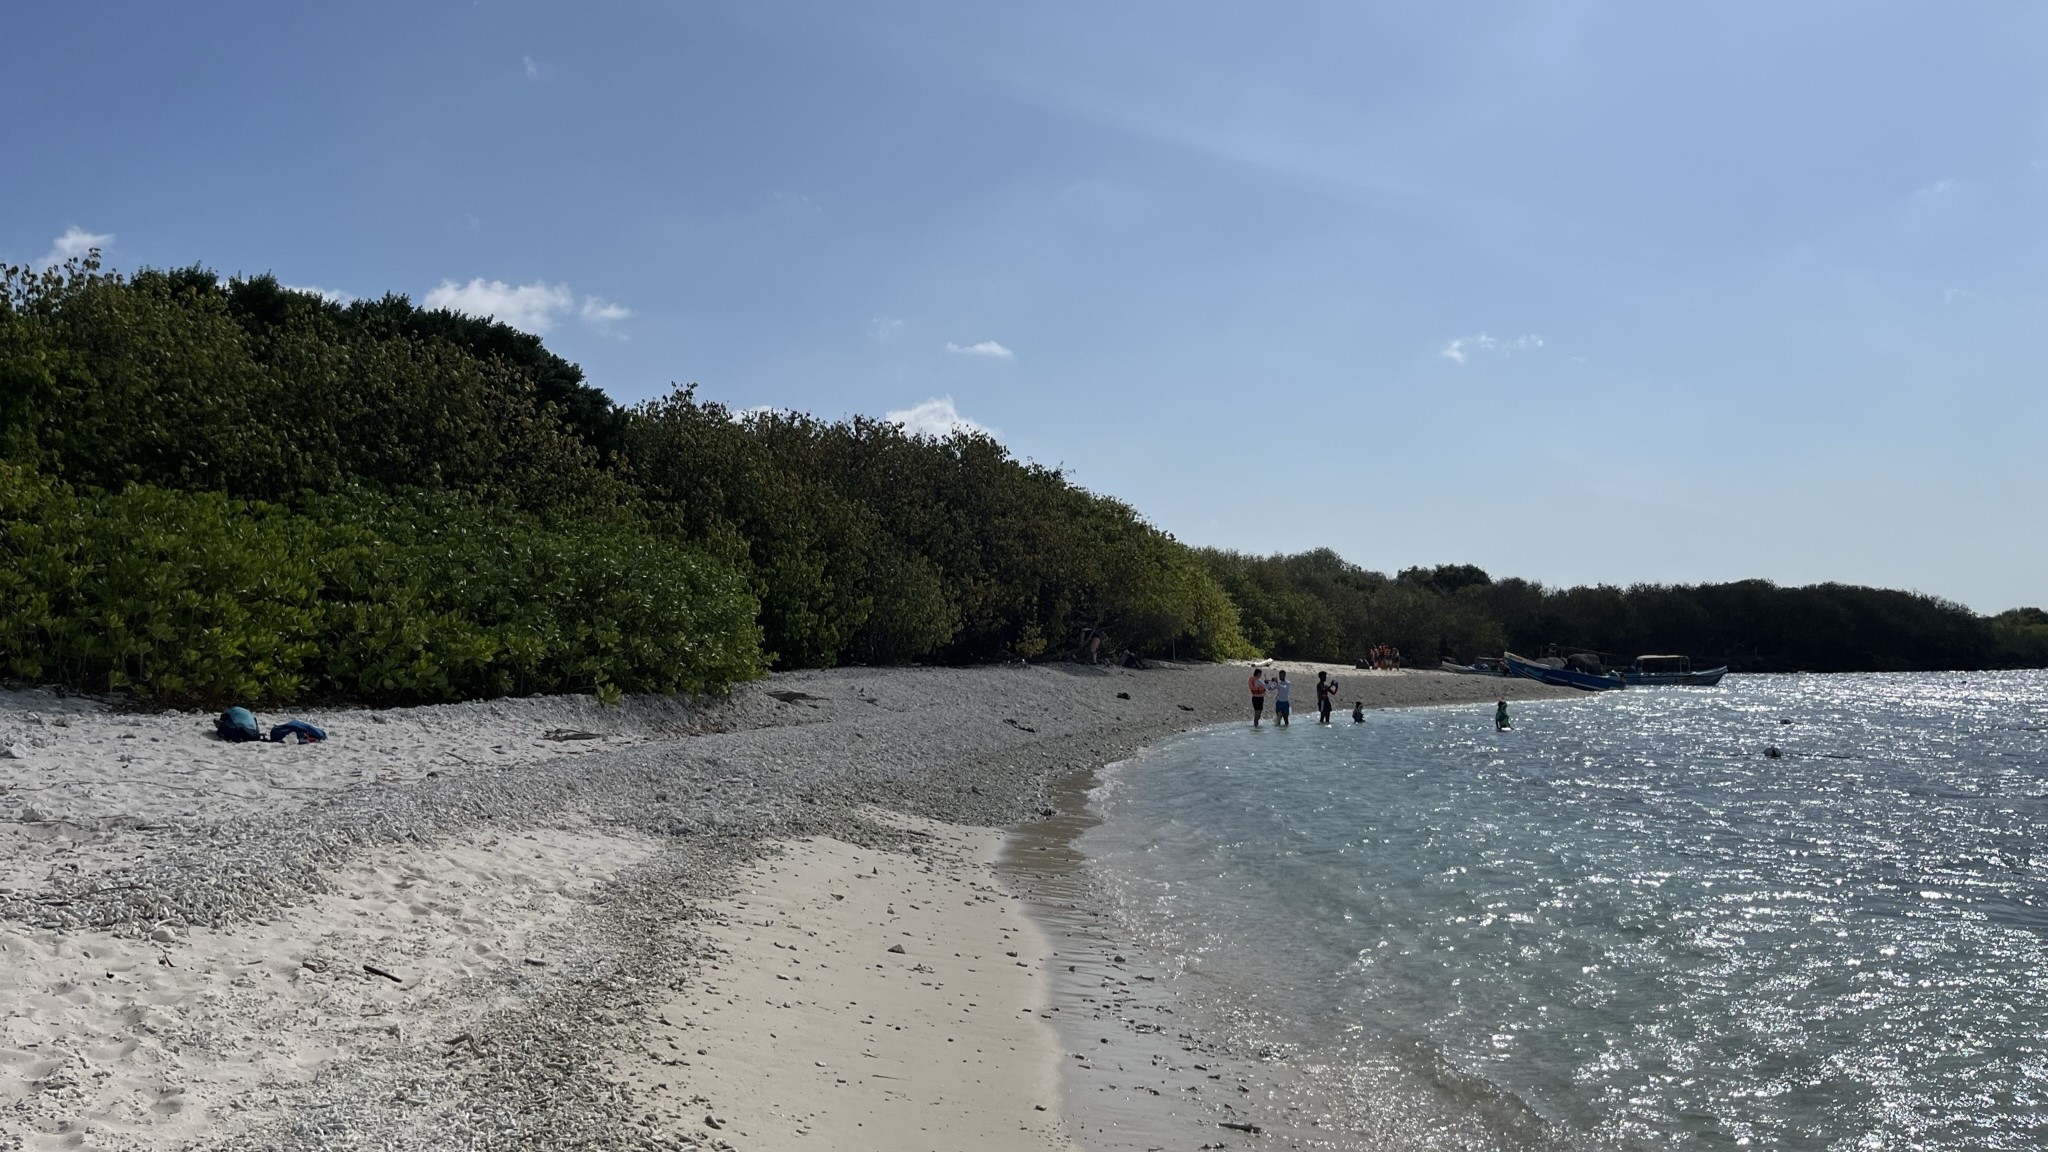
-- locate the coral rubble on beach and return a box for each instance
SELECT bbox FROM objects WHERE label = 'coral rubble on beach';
[0,664,1565,1150]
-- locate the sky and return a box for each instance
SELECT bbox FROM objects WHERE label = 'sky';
[7,2,2045,612]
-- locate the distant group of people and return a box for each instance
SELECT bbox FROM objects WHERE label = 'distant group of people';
[1364,645,1403,670]
[1247,668,1347,727]
[1248,667,1508,733]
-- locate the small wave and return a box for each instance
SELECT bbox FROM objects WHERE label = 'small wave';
[1393,1036,1585,1151]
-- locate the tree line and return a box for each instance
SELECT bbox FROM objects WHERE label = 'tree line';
[0,256,1248,704]
[1,255,2039,705]
[1201,553,2048,673]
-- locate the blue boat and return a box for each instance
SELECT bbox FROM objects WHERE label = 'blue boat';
[1504,652,1627,691]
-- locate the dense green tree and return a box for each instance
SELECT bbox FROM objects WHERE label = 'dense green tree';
[1203,549,2036,672]
[1481,577,2016,672]
[2,256,2037,706]
[1,258,622,514]
[1992,608,2048,666]
[626,391,1250,668]
[1397,563,1493,596]
[0,466,761,704]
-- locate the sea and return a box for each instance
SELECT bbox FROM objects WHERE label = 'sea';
[1031,672,2048,1151]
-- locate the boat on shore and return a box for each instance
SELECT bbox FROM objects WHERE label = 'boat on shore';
[1504,651,1627,691]
[1440,657,1509,676]
[1622,655,1727,686]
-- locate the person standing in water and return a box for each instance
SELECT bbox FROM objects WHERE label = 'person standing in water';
[1248,667,1268,727]
[1269,670,1292,726]
[1351,700,1365,723]
[1315,671,1339,724]
[1495,697,1512,730]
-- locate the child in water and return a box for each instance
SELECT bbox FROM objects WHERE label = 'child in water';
[1351,701,1364,723]
[1495,698,1512,730]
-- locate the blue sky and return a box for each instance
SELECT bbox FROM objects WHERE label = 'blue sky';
[8,2,2044,612]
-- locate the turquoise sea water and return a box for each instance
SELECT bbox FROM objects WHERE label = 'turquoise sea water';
[1081,672,2048,1150]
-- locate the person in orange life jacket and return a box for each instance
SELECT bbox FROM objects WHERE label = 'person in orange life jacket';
[1248,668,1268,727]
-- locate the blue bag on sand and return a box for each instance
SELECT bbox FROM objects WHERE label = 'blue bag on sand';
[216,707,262,743]
[269,719,327,745]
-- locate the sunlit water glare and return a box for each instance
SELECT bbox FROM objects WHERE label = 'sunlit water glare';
[1082,672,2048,1150]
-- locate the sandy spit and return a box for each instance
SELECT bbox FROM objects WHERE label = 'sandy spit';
[0,662,1569,1150]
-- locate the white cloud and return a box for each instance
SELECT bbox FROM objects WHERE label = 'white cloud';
[580,296,631,324]
[522,55,545,80]
[1914,177,1956,197]
[886,396,996,439]
[426,278,575,333]
[1943,287,1976,305]
[284,284,353,305]
[579,296,631,340]
[1441,332,1543,364]
[39,226,113,269]
[945,340,1015,359]
[867,316,904,341]
[770,190,821,213]
[423,277,630,336]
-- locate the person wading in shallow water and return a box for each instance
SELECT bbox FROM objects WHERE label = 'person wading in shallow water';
[1315,670,1340,724]
[1496,697,1512,730]
[1249,667,1268,727]
[1268,670,1292,726]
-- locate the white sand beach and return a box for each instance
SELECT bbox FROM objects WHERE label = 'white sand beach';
[618,815,1073,1151]
[0,663,1570,1150]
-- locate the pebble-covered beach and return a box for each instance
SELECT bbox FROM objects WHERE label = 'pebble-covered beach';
[1,662,1570,1150]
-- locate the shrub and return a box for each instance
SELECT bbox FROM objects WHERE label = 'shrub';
[0,467,762,706]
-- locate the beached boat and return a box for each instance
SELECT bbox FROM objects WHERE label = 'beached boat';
[1504,651,1627,691]
[1621,655,1727,687]
[1440,657,1509,676]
